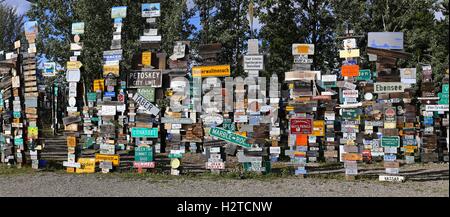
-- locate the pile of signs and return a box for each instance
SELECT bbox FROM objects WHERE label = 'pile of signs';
[367,32,413,181]
[0,60,16,165]
[338,36,362,179]
[284,43,320,176]
[62,21,85,173]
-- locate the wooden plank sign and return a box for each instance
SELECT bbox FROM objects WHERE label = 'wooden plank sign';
[132,92,160,116]
[343,153,363,161]
[128,69,162,88]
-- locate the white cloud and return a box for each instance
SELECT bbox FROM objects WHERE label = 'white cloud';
[3,0,31,15]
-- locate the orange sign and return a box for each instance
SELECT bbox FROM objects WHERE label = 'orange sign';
[342,65,360,77]
[342,153,362,161]
[93,79,104,92]
[142,51,152,66]
[67,136,76,147]
[296,134,308,146]
[312,120,325,136]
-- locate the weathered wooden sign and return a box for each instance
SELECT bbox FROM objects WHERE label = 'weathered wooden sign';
[128,69,162,88]
[133,92,160,116]
[374,82,410,93]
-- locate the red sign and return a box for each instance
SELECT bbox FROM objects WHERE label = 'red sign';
[342,65,360,77]
[290,118,313,134]
[133,161,155,168]
[118,93,125,102]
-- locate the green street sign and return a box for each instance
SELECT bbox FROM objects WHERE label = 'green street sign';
[138,87,155,102]
[135,146,153,162]
[357,69,371,81]
[131,127,158,138]
[87,92,97,102]
[381,136,400,147]
[168,153,183,159]
[223,118,235,131]
[209,127,251,149]
[443,84,449,94]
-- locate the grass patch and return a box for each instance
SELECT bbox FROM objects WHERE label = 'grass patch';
[0,165,35,176]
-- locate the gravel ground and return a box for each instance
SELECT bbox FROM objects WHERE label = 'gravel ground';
[1,164,448,197]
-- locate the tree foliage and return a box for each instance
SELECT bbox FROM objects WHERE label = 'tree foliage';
[0,0,24,52]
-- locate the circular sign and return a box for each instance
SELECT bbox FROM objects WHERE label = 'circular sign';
[385,108,395,117]
[74,34,80,43]
[364,93,373,101]
[69,97,76,107]
[171,158,180,169]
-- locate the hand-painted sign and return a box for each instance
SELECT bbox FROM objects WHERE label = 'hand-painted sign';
[133,92,160,116]
[128,69,162,88]
[192,65,231,77]
[209,127,251,148]
[290,118,313,134]
[131,127,158,138]
[368,32,404,50]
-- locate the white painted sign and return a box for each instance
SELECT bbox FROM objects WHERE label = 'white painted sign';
[368,32,404,50]
[101,105,117,116]
[343,90,359,98]
[244,55,264,70]
[425,105,449,112]
[321,74,337,82]
[66,69,81,82]
[379,175,405,182]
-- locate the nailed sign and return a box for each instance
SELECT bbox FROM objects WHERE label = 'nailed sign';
[131,127,158,138]
[381,136,400,147]
[209,127,251,149]
[374,82,410,93]
[290,118,313,134]
[292,44,314,55]
[192,65,231,77]
[135,146,153,162]
[368,32,404,50]
[128,69,162,88]
[244,55,264,70]
[133,92,160,116]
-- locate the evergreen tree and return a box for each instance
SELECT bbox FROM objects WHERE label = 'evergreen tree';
[0,0,24,52]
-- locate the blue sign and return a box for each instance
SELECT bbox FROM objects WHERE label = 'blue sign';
[384,154,396,162]
[103,54,122,62]
[104,92,116,98]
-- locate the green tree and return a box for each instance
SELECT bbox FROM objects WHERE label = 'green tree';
[27,0,195,86]
[194,0,251,76]
[0,0,24,52]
